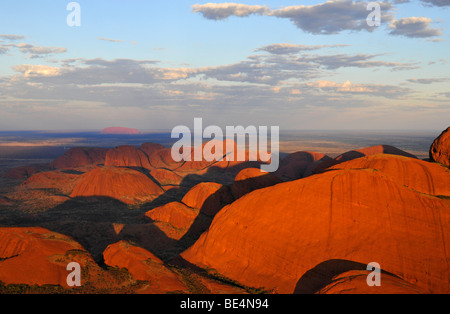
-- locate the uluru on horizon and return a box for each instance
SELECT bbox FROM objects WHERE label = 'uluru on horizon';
[101,127,140,135]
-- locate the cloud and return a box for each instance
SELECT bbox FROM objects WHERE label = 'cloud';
[12,64,62,78]
[407,78,450,84]
[420,0,450,7]
[97,37,125,43]
[193,1,395,35]
[4,43,67,58]
[256,43,349,55]
[0,34,25,41]
[270,1,394,35]
[0,46,10,55]
[3,45,418,112]
[389,17,442,38]
[304,80,412,98]
[301,53,419,71]
[192,3,270,20]
[15,43,67,58]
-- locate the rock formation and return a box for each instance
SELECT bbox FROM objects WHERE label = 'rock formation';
[104,145,153,170]
[181,162,450,294]
[146,202,199,233]
[50,147,108,170]
[276,151,332,180]
[335,145,417,162]
[0,227,102,287]
[150,168,183,187]
[329,154,450,196]
[231,168,282,200]
[21,170,82,195]
[181,182,234,217]
[5,166,39,180]
[70,167,164,205]
[430,127,450,167]
[103,241,188,294]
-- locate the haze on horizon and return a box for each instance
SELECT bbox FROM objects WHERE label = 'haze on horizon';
[0,0,449,132]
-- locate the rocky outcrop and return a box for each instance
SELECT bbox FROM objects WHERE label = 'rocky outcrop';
[150,169,183,187]
[276,151,332,180]
[50,147,108,170]
[181,182,234,217]
[430,127,450,167]
[70,167,164,205]
[146,202,199,232]
[0,227,103,287]
[139,142,165,157]
[5,166,39,180]
[103,241,188,294]
[335,145,417,162]
[181,163,450,294]
[231,168,282,200]
[21,170,82,195]
[104,146,153,170]
[329,154,450,196]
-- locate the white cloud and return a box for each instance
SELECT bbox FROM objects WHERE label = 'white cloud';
[0,34,25,41]
[192,3,270,20]
[192,1,395,35]
[389,17,442,38]
[97,37,125,43]
[420,0,450,7]
[256,43,350,55]
[13,64,62,78]
[407,78,450,84]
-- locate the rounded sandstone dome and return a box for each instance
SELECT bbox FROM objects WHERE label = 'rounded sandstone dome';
[70,166,164,205]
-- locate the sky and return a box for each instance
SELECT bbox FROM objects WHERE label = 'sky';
[0,0,449,131]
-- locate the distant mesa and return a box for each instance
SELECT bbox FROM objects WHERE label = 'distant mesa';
[430,127,450,167]
[101,127,140,135]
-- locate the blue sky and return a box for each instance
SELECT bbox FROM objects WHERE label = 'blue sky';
[0,0,449,131]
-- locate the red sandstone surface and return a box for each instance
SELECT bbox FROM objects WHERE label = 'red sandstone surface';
[430,127,450,167]
[0,128,449,295]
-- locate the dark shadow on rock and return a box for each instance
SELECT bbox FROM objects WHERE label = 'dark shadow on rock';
[294,259,400,294]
